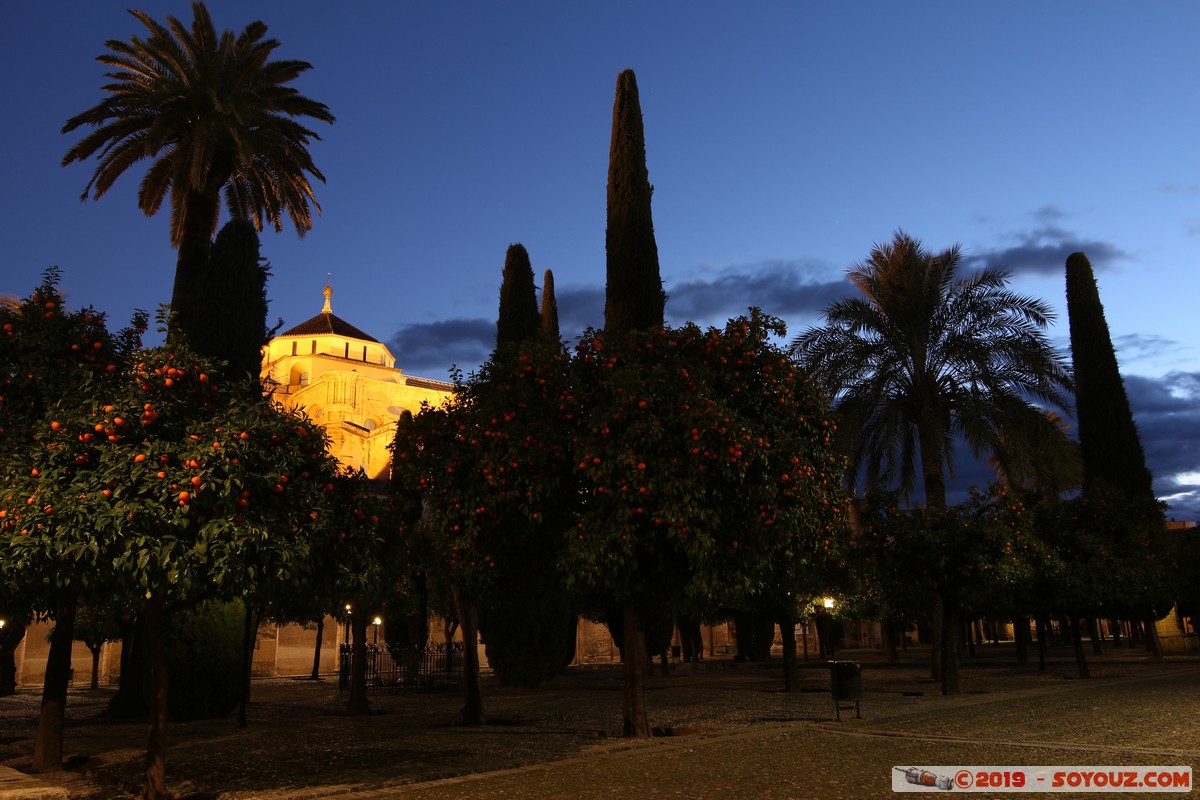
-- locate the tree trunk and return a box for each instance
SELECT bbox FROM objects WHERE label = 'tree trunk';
[143,591,168,800]
[1035,612,1048,672]
[779,614,799,693]
[1014,616,1030,664]
[929,594,943,683]
[33,597,77,772]
[1088,617,1103,656]
[1143,610,1163,661]
[311,617,324,680]
[89,645,102,690]
[882,620,899,662]
[107,614,149,718]
[1069,616,1090,679]
[168,190,220,345]
[964,619,976,659]
[916,415,958,689]
[345,612,372,716]
[940,598,961,695]
[0,621,26,696]
[452,586,483,725]
[621,604,651,738]
[237,604,257,728]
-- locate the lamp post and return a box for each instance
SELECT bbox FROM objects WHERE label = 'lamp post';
[338,604,352,690]
[372,617,381,645]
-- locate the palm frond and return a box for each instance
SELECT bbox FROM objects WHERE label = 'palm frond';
[791,230,1074,510]
[62,2,334,247]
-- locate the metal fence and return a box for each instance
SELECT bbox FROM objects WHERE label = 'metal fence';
[338,641,464,694]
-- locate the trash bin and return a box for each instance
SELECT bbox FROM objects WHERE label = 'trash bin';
[829,661,862,721]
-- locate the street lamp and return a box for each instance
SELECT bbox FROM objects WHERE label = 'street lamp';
[822,597,835,610]
[343,604,351,645]
[372,617,382,645]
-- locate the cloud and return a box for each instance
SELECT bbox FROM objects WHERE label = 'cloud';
[1031,205,1068,222]
[388,318,494,381]
[553,285,605,338]
[663,259,850,333]
[916,371,1200,523]
[386,262,849,378]
[1112,334,1194,376]
[1123,372,1200,521]
[964,224,1131,278]
[384,285,604,380]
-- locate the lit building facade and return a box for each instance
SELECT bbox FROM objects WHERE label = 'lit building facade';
[259,285,452,480]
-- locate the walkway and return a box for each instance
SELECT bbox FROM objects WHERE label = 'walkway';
[2,647,1197,799]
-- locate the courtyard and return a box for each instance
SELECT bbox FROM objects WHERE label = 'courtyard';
[2,645,1197,799]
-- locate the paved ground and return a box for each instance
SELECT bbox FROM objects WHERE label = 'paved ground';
[2,645,1198,799]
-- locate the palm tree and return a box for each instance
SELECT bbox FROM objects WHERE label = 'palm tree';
[791,230,1073,694]
[62,2,334,339]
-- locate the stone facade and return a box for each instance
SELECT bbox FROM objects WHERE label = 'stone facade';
[259,285,452,480]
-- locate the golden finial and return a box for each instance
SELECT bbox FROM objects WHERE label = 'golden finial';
[322,276,332,314]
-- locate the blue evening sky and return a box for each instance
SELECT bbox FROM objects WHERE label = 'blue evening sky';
[3,2,1199,517]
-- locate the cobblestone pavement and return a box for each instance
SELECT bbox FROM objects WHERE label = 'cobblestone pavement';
[2,646,1198,799]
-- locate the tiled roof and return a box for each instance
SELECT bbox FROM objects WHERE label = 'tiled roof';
[279,312,380,343]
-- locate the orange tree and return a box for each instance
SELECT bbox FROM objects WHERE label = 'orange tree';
[566,311,847,736]
[1028,489,1171,677]
[0,296,335,797]
[847,487,1048,665]
[390,337,576,724]
[0,270,135,767]
[303,470,419,715]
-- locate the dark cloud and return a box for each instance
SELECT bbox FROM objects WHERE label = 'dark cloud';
[662,259,850,332]
[964,224,1131,278]
[890,370,1200,523]
[553,285,605,339]
[385,286,604,380]
[384,263,847,379]
[387,318,494,381]
[1123,372,1200,521]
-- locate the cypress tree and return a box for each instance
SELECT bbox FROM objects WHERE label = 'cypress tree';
[604,69,665,334]
[1064,251,1166,659]
[496,244,540,348]
[479,247,575,689]
[600,68,666,738]
[189,219,273,386]
[1064,252,1154,499]
[540,268,560,341]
